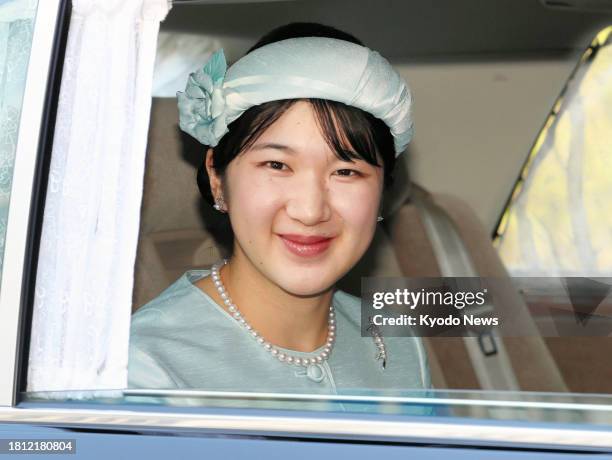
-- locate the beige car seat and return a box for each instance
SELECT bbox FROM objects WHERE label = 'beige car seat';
[382,185,568,392]
[133,97,569,394]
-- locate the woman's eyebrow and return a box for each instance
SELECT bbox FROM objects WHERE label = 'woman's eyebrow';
[251,142,362,161]
[251,142,297,154]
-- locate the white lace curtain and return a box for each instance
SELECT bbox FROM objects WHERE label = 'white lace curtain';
[27,0,170,393]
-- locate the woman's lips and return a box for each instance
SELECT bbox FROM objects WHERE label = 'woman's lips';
[278,234,334,257]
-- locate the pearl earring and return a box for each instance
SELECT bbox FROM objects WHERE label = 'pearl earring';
[377,215,384,222]
[213,196,226,213]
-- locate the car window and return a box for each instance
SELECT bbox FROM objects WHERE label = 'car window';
[491,27,612,395]
[130,6,612,401]
[14,0,612,449]
[0,0,38,280]
[495,26,612,277]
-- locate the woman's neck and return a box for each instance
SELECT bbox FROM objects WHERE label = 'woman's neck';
[197,253,334,353]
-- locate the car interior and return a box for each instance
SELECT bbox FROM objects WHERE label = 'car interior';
[131,0,612,395]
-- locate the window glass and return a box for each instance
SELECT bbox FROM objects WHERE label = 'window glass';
[21,0,612,439]
[496,27,612,277]
[22,388,612,426]
[492,26,612,396]
[0,0,38,279]
[130,6,612,404]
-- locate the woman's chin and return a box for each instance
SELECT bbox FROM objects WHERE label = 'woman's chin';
[274,275,335,297]
[267,249,355,296]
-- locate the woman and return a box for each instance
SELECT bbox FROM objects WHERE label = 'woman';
[128,23,432,408]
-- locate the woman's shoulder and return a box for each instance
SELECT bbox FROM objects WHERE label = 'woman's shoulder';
[128,269,214,388]
[131,269,212,328]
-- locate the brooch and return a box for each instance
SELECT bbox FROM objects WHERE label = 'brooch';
[367,316,387,370]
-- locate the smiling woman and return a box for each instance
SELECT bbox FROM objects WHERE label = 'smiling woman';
[202,99,388,298]
[127,22,432,406]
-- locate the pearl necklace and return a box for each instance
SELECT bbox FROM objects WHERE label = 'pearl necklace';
[211,259,336,367]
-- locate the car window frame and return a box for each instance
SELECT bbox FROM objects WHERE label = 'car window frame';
[3,393,612,452]
[1,1,612,452]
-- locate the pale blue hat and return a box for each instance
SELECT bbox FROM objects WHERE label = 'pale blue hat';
[177,37,414,156]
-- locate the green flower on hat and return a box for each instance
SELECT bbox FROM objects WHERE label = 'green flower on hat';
[177,49,229,147]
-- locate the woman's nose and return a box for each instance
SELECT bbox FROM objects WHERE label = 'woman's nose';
[285,175,332,225]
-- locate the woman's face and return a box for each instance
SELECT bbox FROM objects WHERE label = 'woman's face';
[209,101,384,296]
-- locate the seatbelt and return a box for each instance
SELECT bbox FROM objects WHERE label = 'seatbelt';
[416,194,521,391]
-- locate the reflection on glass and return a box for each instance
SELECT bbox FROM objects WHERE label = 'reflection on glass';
[22,388,612,426]
[0,0,39,278]
[495,26,612,277]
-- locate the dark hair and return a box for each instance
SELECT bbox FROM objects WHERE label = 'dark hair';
[196,23,397,250]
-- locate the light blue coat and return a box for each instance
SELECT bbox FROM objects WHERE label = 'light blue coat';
[128,270,434,414]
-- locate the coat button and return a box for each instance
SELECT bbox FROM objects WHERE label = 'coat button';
[306,363,325,382]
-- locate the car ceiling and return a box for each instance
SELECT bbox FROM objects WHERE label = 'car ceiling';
[163,0,612,61]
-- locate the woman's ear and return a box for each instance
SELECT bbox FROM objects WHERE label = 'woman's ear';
[205,148,222,199]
